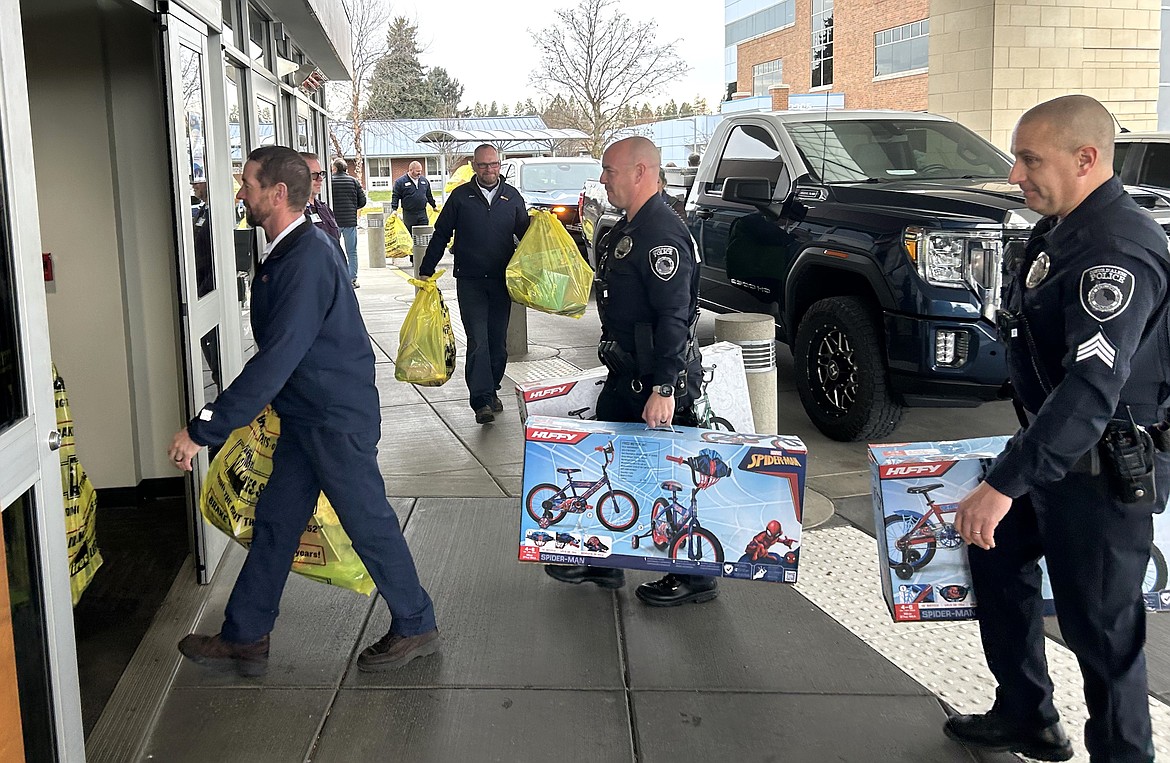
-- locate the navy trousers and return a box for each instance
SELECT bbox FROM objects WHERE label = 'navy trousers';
[968,460,1167,762]
[456,275,510,410]
[221,422,436,644]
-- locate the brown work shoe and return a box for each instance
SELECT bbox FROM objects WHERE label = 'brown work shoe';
[178,632,269,677]
[357,628,440,672]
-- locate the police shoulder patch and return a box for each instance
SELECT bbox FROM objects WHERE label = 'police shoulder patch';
[650,245,679,281]
[1080,265,1135,322]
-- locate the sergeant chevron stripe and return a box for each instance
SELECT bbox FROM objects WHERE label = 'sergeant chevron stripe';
[1075,330,1117,368]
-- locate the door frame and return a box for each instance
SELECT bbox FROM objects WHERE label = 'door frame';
[0,0,85,757]
[161,7,238,582]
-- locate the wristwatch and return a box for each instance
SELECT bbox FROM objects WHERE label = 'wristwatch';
[654,383,674,398]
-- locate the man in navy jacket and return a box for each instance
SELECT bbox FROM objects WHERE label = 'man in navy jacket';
[391,160,437,231]
[168,146,438,677]
[419,144,530,423]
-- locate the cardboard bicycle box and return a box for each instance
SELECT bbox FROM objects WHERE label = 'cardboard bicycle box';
[520,415,806,583]
[514,341,755,433]
[870,437,1010,622]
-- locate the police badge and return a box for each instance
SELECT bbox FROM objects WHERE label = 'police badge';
[614,236,633,259]
[1080,265,1135,322]
[1025,252,1050,288]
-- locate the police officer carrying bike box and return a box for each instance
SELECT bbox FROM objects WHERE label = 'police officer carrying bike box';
[947,95,1170,762]
[543,136,718,607]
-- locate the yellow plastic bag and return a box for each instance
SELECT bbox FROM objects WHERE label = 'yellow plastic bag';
[384,213,413,259]
[53,364,102,606]
[427,204,441,226]
[199,407,375,595]
[506,210,593,318]
[444,162,474,196]
[396,272,456,386]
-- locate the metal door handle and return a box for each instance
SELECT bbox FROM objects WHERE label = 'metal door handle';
[696,209,713,220]
[48,430,62,451]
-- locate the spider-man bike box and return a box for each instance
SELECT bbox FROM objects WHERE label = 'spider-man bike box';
[520,415,806,583]
[514,342,754,433]
[870,437,1010,622]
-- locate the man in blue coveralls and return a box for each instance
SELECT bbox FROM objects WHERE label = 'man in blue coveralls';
[169,146,438,677]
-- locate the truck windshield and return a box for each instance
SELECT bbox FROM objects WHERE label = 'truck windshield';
[519,161,602,193]
[784,120,1011,183]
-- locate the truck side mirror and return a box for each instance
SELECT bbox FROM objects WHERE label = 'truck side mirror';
[722,177,773,207]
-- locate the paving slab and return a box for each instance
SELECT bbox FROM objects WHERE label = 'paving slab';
[376,404,498,486]
[373,365,428,408]
[312,688,631,763]
[622,579,930,695]
[137,687,333,762]
[172,498,419,689]
[431,398,526,469]
[631,691,1005,763]
[347,498,625,690]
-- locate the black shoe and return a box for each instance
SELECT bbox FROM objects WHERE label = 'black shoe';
[944,711,1072,761]
[544,564,625,589]
[635,574,718,607]
[490,396,504,413]
[353,280,360,289]
[474,405,495,424]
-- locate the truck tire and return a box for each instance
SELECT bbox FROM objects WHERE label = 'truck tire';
[794,296,904,441]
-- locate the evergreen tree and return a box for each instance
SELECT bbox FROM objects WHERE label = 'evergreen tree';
[473,101,488,117]
[679,101,693,117]
[363,16,465,119]
[692,94,710,115]
[488,100,500,117]
[424,66,464,118]
[514,100,526,116]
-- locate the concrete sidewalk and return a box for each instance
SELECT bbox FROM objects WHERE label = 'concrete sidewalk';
[90,254,1018,762]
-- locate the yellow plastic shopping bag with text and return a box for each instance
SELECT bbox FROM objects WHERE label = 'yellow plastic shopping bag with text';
[199,407,375,595]
[395,271,456,386]
[384,213,413,259]
[506,210,593,318]
[53,364,102,605]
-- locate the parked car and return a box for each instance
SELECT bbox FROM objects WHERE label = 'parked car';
[500,156,601,244]
[684,109,1041,442]
[579,171,692,267]
[1115,132,1170,199]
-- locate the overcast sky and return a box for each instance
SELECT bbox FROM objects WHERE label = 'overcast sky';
[391,0,726,110]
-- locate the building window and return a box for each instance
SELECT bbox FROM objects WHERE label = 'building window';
[752,59,783,97]
[368,158,394,177]
[875,19,929,77]
[425,156,440,175]
[811,0,833,89]
[725,1,795,47]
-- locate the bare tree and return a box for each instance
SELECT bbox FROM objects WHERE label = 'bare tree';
[327,0,391,186]
[529,0,689,157]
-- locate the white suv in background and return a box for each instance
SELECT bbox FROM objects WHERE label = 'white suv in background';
[1115,132,1170,197]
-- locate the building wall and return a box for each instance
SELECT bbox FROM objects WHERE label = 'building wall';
[22,1,138,488]
[930,0,1160,150]
[735,0,929,111]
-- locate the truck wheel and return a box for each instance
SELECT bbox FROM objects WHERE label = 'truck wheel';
[794,296,904,441]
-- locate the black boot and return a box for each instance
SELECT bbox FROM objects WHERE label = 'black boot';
[634,574,718,607]
[944,711,1072,761]
[544,564,625,589]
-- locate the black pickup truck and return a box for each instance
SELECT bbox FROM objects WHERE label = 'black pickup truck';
[685,110,1043,441]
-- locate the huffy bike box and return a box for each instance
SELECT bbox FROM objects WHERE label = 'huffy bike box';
[870,437,1010,622]
[513,342,755,433]
[520,416,806,583]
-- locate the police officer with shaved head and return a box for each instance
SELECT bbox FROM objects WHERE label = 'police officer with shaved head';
[543,136,715,607]
[947,95,1170,762]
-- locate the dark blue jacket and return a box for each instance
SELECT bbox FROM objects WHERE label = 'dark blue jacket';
[596,194,700,388]
[186,220,379,445]
[391,173,437,216]
[987,176,1170,497]
[419,180,530,278]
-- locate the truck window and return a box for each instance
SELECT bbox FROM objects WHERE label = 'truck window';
[1138,143,1170,190]
[713,125,785,194]
[785,119,1010,183]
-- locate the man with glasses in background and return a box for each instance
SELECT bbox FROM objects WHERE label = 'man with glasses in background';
[299,152,348,281]
[418,144,529,424]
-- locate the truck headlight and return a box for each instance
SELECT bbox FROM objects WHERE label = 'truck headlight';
[903,227,1005,320]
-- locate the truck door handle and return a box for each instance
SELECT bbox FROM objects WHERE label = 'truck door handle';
[696,209,713,220]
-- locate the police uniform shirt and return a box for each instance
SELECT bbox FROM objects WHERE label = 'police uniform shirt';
[596,195,699,388]
[986,175,1170,498]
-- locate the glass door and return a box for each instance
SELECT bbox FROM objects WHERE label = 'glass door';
[0,0,84,757]
[163,13,230,583]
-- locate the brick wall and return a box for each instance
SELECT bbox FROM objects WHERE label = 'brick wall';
[736,0,929,111]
